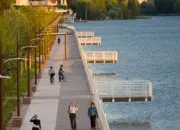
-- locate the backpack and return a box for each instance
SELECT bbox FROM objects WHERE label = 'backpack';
[91,109,96,116]
[68,105,77,113]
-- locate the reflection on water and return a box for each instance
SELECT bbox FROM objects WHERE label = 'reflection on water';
[72,16,180,130]
[110,124,152,130]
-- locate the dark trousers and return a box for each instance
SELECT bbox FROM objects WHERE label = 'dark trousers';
[32,127,39,130]
[59,73,64,81]
[90,116,96,128]
[69,113,76,129]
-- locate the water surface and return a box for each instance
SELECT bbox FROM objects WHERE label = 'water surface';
[71,16,180,130]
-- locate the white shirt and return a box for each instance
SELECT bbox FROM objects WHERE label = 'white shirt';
[49,68,55,74]
[69,105,78,114]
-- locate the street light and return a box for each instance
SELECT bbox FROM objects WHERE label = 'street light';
[4,58,26,63]
[30,38,41,85]
[0,57,25,130]
[30,38,41,42]
[0,75,11,78]
[21,46,37,100]
[0,74,10,130]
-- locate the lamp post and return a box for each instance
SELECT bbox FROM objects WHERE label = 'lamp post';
[30,38,41,85]
[4,57,26,128]
[21,46,37,101]
[0,74,10,130]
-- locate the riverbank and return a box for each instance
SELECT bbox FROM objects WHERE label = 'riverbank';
[72,16,180,130]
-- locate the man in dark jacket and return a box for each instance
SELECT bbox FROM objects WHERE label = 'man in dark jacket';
[88,102,98,129]
[58,64,64,82]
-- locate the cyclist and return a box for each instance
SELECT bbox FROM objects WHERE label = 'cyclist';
[58,64,64,82]
[49,66,55,84]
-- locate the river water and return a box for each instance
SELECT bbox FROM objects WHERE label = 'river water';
[71,16,180,130]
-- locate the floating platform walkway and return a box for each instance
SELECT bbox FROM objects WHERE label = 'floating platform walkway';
[77,32,94,38]
[95,80,152,102]
[83,51,118,63]
[79,37,102,45]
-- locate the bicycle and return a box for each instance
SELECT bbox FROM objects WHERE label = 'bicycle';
[59,73,67,82]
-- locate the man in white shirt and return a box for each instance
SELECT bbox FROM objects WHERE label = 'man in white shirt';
[68,101,78,130]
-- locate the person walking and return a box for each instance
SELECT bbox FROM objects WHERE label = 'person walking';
[88,102,98,129]
[30,114,41,130]
[57,37,61,46]
[67,101,78,130]
[49,66,55,84]
[58,64,64,82]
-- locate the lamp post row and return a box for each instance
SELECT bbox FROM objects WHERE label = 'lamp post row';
[0,22,64,130]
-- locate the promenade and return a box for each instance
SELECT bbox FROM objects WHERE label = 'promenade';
[18,28,98,130]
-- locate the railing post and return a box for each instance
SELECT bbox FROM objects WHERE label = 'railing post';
[128,83,131,102]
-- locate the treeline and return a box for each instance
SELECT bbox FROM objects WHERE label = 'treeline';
[67,0,140,20]
[140,0,180,15]
[0,6,59,126]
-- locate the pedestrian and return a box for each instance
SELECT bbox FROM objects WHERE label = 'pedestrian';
[57,37,61,46]
[88,102,98,129]
[58,64,64,82]
[67,101,78,130]
[49,66,55,84]
[30,114,41,130]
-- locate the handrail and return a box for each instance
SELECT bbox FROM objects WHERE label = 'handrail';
[95,80,152,101]
[77,32,94,38]
[66,26,110,130]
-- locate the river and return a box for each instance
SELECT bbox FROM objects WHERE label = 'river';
[71,16,180,130]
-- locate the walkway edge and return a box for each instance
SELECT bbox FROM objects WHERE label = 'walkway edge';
[65,25,110,130]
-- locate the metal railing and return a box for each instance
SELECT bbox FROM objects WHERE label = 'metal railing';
[77,32,94,38]
[78,37,101,45]
[67,26,110,130]
[84,51,118,62]
[95,80,152,101]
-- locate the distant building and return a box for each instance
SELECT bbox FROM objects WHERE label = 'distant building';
[15,0,67,6]
[138,0,147,4]
[119,0,154,5]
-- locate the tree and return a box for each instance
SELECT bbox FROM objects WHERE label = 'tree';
[128,0,140,17]
[108,10,119,19]
[140,1,156,14]
[59,16,65,26]
[105,0,119,10]
[0,0,13,13]
[174,0,180,13]
[154,0,176,14]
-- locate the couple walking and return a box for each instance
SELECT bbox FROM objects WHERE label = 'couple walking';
[68,101,98,130]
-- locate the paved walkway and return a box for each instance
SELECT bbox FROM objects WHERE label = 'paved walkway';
[19,28,97,130]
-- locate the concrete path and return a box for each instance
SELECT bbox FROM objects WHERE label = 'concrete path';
[18,28,97,130]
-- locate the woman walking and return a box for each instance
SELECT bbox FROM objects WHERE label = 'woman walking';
[88,102,98,129]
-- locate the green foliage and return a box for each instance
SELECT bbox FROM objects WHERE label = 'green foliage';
[140,1,156,14]
[67,0,139,20]
[59,16,66,24]
[0,0,13,13]
[108,10,119,19]
[174,0,180,13]
[105,0,119,10]
[0,6,59,127]
[88,7,105,20]
[128,0,140,17]
[154,0,176,14]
